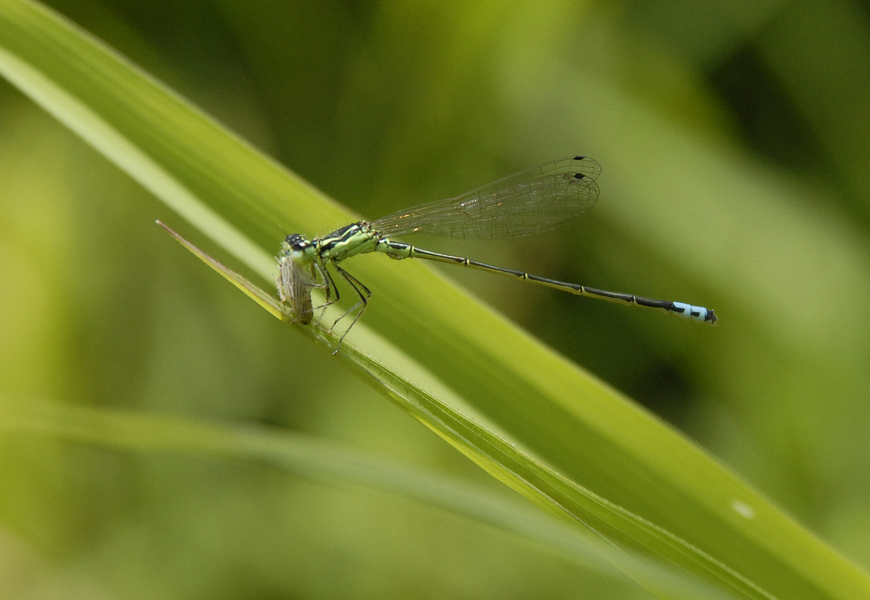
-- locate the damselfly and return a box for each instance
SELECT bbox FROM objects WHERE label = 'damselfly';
[277,156,716,345]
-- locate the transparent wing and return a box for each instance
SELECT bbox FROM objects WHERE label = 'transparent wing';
[371,156,601,239]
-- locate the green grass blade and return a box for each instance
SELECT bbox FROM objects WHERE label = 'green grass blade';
[1,395,743,600]
[156,222,833,600]
[0,0,867,598]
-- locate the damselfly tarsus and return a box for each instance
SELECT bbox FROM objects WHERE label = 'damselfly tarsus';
[277,156,716,347]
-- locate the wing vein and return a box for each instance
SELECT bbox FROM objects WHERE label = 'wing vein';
[371,156,601,239]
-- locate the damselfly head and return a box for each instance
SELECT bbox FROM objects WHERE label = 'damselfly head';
[281,234,316,265]
[284,233,309,249]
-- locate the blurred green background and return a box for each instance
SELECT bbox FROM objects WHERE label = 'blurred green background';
[2,0,870,597]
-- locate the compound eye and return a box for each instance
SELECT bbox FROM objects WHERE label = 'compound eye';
[285,234,308,249]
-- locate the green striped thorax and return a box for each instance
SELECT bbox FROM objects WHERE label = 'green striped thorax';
[282,222,381,267]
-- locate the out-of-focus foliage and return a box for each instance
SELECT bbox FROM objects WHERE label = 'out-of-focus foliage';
[1,0,870,598]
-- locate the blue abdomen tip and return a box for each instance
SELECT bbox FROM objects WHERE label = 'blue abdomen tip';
[673,302,716,324]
